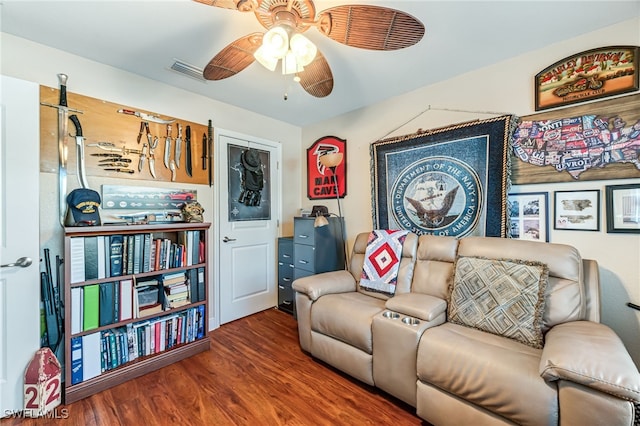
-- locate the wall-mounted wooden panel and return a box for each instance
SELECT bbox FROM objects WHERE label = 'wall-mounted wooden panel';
[40,86,212,185]
[511,93,640,184]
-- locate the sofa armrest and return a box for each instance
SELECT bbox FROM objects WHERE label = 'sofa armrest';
[385,293,447,322]
[540,321,640,402]
[292,270,356,301]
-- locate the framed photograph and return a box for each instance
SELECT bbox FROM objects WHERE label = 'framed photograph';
[605,184,640,233]
[554,190,600,231]
[508,192,549,242]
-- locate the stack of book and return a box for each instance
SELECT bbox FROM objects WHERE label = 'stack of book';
[163,272,189,309]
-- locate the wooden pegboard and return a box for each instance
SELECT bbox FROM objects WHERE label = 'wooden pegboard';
[40,85,212,185]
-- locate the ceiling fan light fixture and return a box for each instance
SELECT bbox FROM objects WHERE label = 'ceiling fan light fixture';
[282,50,304,75]
[290,33,317,67]
[254,45,279,71]
[261,25,290,58]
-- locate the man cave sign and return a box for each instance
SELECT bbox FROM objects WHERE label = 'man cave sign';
[307,136,347,200]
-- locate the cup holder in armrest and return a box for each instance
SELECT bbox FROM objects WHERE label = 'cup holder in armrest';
[402,317,420,326]
[382,311,400,319]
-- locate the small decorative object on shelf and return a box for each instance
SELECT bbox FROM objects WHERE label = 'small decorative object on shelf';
[181,201,205,223]
[63,222,210,403]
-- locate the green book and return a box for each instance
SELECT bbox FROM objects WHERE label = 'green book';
[83,284,100,331]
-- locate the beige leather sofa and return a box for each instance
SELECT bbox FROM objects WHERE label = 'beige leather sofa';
[293,232,640,425]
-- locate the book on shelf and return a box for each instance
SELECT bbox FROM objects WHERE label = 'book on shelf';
[119,279,133,321]
[103,236,111,278]
[126,235,134,275]
[165,283,188,295]
[97,235,106,279]
[82,332,102,382]
[110,235,124,277]
[162,272,186,286]
[133,234,142,274]
[83,284,100,331]
[71,287,84,334]
[69,237,85,284]
[199,239,205,264]
[138,302,163,318]
[142,233,152,273]
[197,267,205,302]
[186,268,205,303]
[70,336,83,385]
[84,236,99,280]
[98,282,115,327]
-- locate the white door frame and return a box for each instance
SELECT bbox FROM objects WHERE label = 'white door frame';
[212,128,281,330]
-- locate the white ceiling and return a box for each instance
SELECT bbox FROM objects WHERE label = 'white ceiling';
[2,1,639,126]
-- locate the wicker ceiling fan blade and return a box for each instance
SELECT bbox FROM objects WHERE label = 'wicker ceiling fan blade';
[298,49,333,98]
[193,0,261,12]
[317,5,425,51]
[203,33,264,81]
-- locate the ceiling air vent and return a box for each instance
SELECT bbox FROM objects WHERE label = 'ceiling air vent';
[169,59,206,82]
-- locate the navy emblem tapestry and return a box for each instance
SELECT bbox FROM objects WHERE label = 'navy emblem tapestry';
[371,115,516,237]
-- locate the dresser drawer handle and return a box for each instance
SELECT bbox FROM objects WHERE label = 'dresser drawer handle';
[298,234,309,239]
[283,300,292,305]
[298,260,309,264]
[283,277,291,282]
[278,262,283,266]
[278,285,285,289]
[282,254,291,258]
[289,264,294,268]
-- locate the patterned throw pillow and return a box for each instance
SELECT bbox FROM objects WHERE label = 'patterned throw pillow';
[448,256,548,349]
[360,230,409,295]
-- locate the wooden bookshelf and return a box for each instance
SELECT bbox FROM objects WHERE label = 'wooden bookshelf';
[63,222,211,404]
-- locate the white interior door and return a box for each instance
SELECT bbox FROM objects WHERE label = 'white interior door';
[216,130,280,324]
[0,76,41,416]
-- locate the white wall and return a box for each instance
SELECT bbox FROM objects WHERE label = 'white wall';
[1,33,303,329]
[302,18,640,366]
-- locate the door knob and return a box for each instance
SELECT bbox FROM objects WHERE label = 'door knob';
[222,236,236,243]
[1,257,33,268]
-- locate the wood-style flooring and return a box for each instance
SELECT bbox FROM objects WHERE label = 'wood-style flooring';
[4,308,424,425]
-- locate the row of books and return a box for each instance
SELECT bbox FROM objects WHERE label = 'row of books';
[70,306,205,385]
[71,268,205,334]
[69,230,204,283]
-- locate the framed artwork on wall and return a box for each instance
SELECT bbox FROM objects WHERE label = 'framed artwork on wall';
[554,190,600,231]
[371,115,515,237]
[307,136,347,200]
[605,183,640,233]
[534,46,639,111]
[511,93,640,185]
[508,192,549,242]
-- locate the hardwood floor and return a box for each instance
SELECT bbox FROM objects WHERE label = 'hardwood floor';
[5,308,424,425]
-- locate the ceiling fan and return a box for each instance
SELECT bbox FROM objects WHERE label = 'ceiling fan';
[195,0,425,98]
